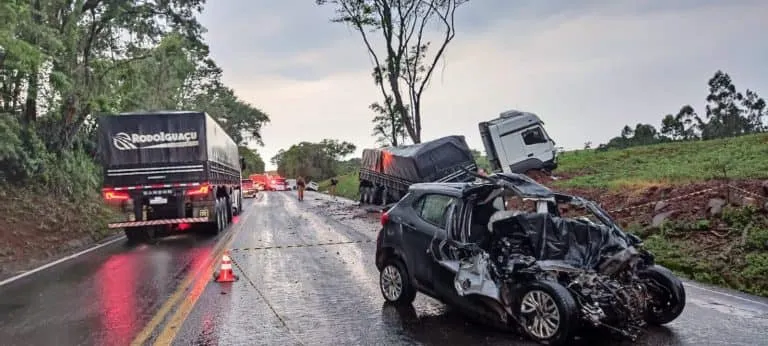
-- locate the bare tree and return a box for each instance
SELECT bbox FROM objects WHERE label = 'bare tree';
[316,0,468,143]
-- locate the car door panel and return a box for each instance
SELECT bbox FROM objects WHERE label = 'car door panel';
[401,193,455,292]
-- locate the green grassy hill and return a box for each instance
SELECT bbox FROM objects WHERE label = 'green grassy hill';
[555,133,768,189]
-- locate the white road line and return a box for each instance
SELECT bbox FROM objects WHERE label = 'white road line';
[683,282,768,308]
[0,235,126,287]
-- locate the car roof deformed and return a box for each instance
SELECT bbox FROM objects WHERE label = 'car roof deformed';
[409,172,556,199]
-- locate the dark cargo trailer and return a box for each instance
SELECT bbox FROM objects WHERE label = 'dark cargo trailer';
[97,111,246,243]
[358,135,478,206]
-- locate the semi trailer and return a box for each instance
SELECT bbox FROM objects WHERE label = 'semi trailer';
[98,110,245,243]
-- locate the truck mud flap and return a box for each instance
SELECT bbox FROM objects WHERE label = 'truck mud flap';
[108,217,209,229]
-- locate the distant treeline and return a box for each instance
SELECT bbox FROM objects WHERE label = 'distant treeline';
[599,70,766,150]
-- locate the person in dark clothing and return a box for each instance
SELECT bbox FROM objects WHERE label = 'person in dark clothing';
[297,176,306,201]
[329,178,338,198]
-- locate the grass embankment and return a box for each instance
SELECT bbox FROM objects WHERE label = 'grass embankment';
[318,174,360,200]
[0,186,118,278]
[554,133,768,189]
[323,133,768,296]
[636,207,768,296]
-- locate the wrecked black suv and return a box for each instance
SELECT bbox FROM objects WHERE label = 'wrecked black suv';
[375,171,685,345]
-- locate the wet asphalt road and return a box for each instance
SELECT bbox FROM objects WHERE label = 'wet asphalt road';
[173,191,768,346]
[0,224,223,346]
[1,191,768,345]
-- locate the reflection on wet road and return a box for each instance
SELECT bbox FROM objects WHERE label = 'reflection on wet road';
[2,192,768,345]
[0,217,226,346]
[174,191,768,346]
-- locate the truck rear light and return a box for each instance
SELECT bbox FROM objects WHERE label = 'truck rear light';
[380,212,390,226]
[186,184,210,196]
[104,191,130,200]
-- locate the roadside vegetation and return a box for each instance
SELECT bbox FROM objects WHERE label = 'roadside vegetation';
[318,173,360,199]
[633,206,768,297]
[270,139,358,181]
[0,2,268,278]
[556,132,768,189]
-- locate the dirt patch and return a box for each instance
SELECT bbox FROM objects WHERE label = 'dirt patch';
[527,170,768,297]
[526,169,768,228]
[0,186,117,280]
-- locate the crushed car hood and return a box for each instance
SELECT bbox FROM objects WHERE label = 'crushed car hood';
[489,211,634,270]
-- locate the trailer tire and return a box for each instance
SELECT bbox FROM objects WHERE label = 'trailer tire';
[232,190,241,216]
[225,195,233,223]
[124,227,144,244]
[359,186,368,204]
[218,198,227,231]
[205,199,222,236]
[380,188,388,206]
[124,226,154,244]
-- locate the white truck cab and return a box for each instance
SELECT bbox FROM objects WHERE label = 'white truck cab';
[479,109,558,174]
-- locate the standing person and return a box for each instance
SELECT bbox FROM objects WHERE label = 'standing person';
[329,177,338,199]
[296,176,306,201]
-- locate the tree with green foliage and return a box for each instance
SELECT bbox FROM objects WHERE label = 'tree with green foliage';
[271,139,357,180]
[0,0,270,200]
[316,0,469,144]
[239,147,265,176]
[600,70,766,150]
[470,149,490,172]
[370,95,407,146]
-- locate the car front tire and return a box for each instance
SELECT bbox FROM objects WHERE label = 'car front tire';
[516,280,577,346]
[379,258,416,306]
[639,265,686,325]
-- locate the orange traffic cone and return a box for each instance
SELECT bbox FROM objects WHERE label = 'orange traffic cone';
[214,251,238,282]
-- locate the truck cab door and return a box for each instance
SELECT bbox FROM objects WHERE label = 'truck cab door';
[520,126,555,164]
[497,131,527,173]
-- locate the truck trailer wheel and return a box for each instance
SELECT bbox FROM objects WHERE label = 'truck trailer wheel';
[224,195,233,222]
[232,190,242,216]
[203,199,223,236]
[360,187,368,204]
[124,226,154,244]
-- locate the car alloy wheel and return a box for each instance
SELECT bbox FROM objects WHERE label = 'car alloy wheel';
[380,264,403,301]
[520,290,561,340]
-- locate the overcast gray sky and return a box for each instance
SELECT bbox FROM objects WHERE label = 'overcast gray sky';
[199,0,768,170]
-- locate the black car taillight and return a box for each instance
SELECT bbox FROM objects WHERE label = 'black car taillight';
[380,212,390,226]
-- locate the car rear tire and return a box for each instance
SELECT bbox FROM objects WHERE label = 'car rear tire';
[639,265,686,325]
[516,280,577,346]
[379,258,416,306]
